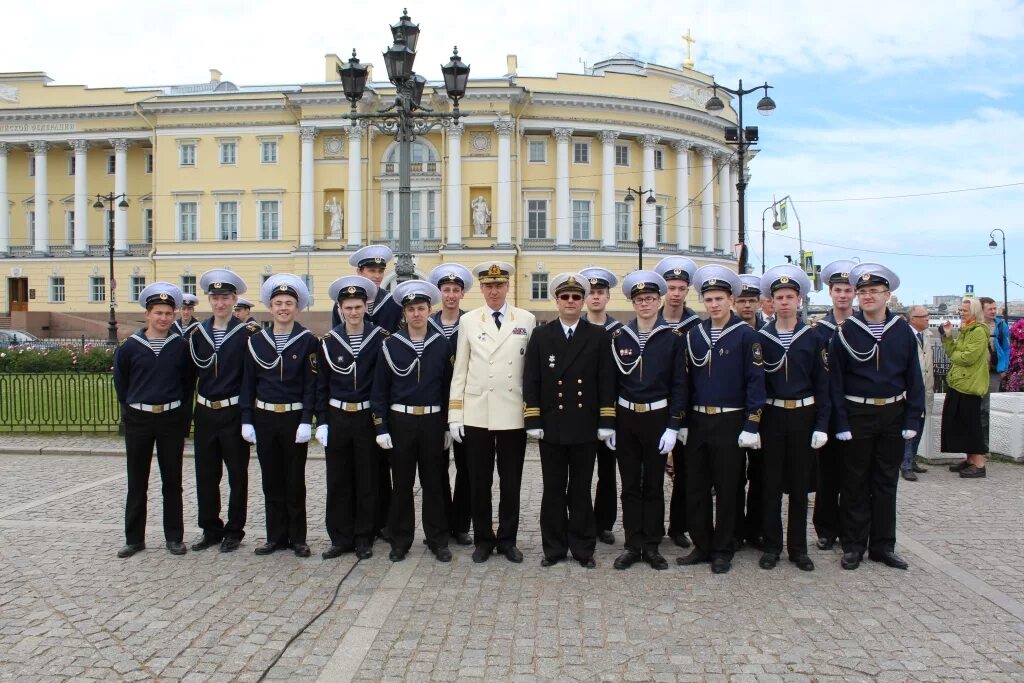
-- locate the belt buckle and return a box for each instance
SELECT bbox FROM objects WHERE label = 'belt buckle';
[274,404,286,413]
[634,404,647,413]
[211,400,223,410]
[872,398,886,406]
[343,402,356,412]
[784,399,796,409]
[706,406,720,415]
[151,405,164,414]
[411,406,425,415]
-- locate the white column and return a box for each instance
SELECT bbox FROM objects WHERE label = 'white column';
[71,140,89,253]
[112,139,129,252]
[0,143,8,254]
[699,146,714,251]
[29,141,49,254]
[494,120,514,245]
[640,135,658,248]
[672,140,690,251]
[730,160,740,252]
[299,126,317,248]
[345,123,363,248]
[599,130,618,248]
[553,127,573,247]
[445,123,463,247]
[717,153,732,253]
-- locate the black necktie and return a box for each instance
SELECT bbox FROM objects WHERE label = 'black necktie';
[917,331,924,349]
[492,311,502,330]
[567,327,574,342]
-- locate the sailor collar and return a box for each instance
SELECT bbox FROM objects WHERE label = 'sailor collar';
[696,317,747,348]
[758,320,812,350]
[129,329,181,354]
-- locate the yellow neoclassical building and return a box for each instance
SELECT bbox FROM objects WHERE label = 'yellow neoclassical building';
[0,52,746,336]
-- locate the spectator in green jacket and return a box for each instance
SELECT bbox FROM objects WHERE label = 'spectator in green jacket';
[941,297,991,479]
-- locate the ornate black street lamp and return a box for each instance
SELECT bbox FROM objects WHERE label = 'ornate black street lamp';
[93,192,129,343]
[623,187,657,270]
[989,228,1008,320]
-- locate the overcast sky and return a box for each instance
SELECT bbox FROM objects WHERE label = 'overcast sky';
[5,0,1023,307]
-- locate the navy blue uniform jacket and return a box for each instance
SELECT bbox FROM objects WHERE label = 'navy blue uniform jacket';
[240,323,318,424]
[758,320,832,433]
[610,317,688,430]
[686,314,767,433]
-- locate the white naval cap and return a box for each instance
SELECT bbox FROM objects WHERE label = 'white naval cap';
[473,261,515,284]
[199,269,247,295]
[621,270,668,299]
[328,275,378,303]
[234,297,254,310]
[820,259,858,286]
[348,245,394,269]
[761,264,812,296]
[138,282,183,310]
[654,256,698,283]
[693,264,742,295]
[737,274,763,298]
[392,279,442,307]
[578,267,618,290]
[261,273,310,310]
[180,293,199,307]
[428,263,474,290]
[849,262,900,292]
[549,272,591,299]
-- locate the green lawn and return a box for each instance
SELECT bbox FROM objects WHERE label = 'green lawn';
[0,373,121,432]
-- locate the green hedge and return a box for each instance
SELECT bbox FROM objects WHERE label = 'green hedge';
[0,346,115,373]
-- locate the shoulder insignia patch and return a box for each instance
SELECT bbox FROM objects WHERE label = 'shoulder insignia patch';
[821,348,830,372]
[751,342,763,365]
[612,329,622,338]
[308,353,318,373]
[674,328,684,336]
[246,321,261,334]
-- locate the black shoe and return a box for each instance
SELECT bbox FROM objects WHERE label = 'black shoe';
[676,549,710,566]
[540,556,559,567]
[453,532,473,546]
[644,551,668,571]
[759,552,779,570]
[389,547,408,562]
[432,546,452,563]
[190,534,221,552]
[613,549,641,570]
[597,530,615,545]
[711,557,731,574]
[322,544,351,560]
[497,545,524,563]
[254,542,281,556]
[841,551,862,570]
[901,469,918,482]
[220,537,241,553]
[292,543,311,558]
[117,543,145,558]
[671,533,692,549]
[949,460,970,472]
[166,541,187,556]
[960,465,986,479]
[912,462,928,473]
[472,546,493,564]
[815,537,836,551]
[868,550,909,570]
[579,557,596,569]
[355,545,373,560]
[790,554,815,571]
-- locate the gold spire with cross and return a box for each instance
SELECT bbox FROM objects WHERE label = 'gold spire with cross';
[682,29,696,69]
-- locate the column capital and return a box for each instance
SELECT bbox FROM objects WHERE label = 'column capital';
[344,122,365,139]
[729,159,740,171]
[670,139,690,154]
[69,139,90,154]
[28,140,49,155]
[640,134,660,149]
[714,150,733,163]
[552,127,574,143]
[445,121,465,138]
[0,141,8,156]
[493,120,514,137]
[110,138,131,153]
[599,130,620,144]
[694,144,714,157]
[300,126,319,142]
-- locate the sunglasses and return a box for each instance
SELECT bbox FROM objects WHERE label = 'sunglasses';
[558,293,583,301]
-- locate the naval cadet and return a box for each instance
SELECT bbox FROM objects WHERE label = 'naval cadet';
[233,297,256,323]
[112,282,196,558]
[524,273,616,568]
[187,269,259,553]
[174,293,200,336]
[756,265,830,572]
[735,275,764,329]
[579,266,622,546]
[609,271,688,571]
[240,274,319,558]
[733,273,767,551]
[830,263,924,571]
[678,265,766,575]
[316,275,387,560]
[330,245,403,333]
[371,280,454,563]
[428,263,475,547]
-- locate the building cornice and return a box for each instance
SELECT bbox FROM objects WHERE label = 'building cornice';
[527,91,728,129]
[0,104,139,122]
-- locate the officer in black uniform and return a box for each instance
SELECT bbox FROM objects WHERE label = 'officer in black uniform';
[240,274,318,558]
[112,282,196,558]
[188,269,258,553]
[174,293,200,336]
[524,273,616,568]
[831,263,924,571]
[579,266,622,546]
[734,274,767,550]
[371,280,454,563]
[756,265,830,571]
[609,271,688,571]
[316,275,388,560]
[678,265,766,575]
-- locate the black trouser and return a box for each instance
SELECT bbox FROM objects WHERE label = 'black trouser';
[540,440,597,561]
[760,405,815,557]
[325,407,378,549]
[389,411,449,551]
[124,406,186,546]
[464,426,526,550]
[193,403,249,541]
[254,409,308,546]
[838,400,904,556]
[813,437,842,543]
[594,440,618,533]
[615,409,667,555]
[667,442,686,538]
[736,450,763,543]
[686,411,746,561]
[441,437,471,535]
[376,452,392,537]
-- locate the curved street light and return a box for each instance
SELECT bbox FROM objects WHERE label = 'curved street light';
[989,228,1008,320]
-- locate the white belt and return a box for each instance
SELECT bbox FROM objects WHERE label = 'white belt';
[129,400,181,414]
[390,404,441,415]
[766,397,815,409]
[844,394,904,406]
[330,399,370,412]
[617,397,668,413]
[693,405,743,415]
[256,399,304,413]
[197,395,239,410]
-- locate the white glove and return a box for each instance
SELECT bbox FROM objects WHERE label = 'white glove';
[376,433,393,450]
[836,431,853,441]
[241,423,257,445]
[444,432,453,451]
[677,428,688,445]
[738,431,761,449]
[605,432,616,450]
[902,430,917,440]
[315,424,328,448]
[658,428,677,454]
[295,423,311,444]
[449,422,464,443]
[811,431,828,449]
[527,428,544,440]
[597,428,615,443]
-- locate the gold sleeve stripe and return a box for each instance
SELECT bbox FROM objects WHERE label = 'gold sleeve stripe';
[600,408,617,416]
[449,400,463,409]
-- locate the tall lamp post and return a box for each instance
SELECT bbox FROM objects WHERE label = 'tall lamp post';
[93,192,129,343]
[705,79,776,274]
[338,9,470,283]
[623,187,657,269]
[989,228,1008,320]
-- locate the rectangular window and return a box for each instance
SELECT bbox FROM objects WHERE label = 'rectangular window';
[90,276,106,303]
[219,142,237,165]
[179,143,196,166]
[218,201,238,240]
[180,276,197,296]
[572,199,591,240]
[656,205,666,243]
[410,192,421,241]
[385,191,395,239]
[178,201,198,241]
[531,273,549,300]
[573,141,590,164]
[615,144,629,166]
[106,155,116,174]
[50,277,65,303]
[259,200,280,240]
[67,156,75,176]
[427,191,436,239]
[143,208,153,243]
[527,199,547,239]
[528,140,546,163]
[654,148,664,170]
[28,157,35,177]
[145,153,153,174]
[129,276,146,303]
[260,141,278,164]
[65,210,74,245]
[615,202,630,242]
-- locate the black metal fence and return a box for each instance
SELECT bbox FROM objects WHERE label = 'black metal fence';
[0,372,120,432]
[0,336,113,352]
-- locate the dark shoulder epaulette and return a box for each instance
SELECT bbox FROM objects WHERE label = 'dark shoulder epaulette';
[118,338,128,347]
[673,328,684,336]
[381,329,391,336]
[612,329,622,338]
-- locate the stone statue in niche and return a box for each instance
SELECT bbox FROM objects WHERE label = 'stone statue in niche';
[471,197,491,237]
[324,197,344,239]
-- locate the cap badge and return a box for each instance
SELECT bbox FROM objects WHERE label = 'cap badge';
[447,272,456,280]
[861,273,871,282]
[780,276,790,284]
[589,278,598,285]
[279,284,289,292]
[707,278,718,286]
[673,268,682,275]
[213,282,222,288]
[159,293,168,300]
[487,264,502,277]
[346,286,356,294]
[567,276,578,285]
[841,272,849,278]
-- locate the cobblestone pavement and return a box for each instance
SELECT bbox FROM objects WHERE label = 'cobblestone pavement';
[0,438,1022,682]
